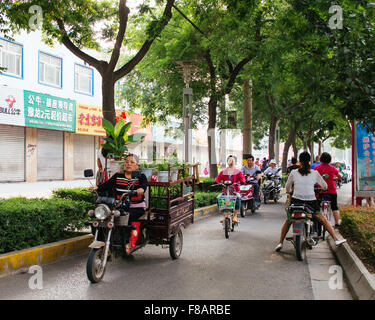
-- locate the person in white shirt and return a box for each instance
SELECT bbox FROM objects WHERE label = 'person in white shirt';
[263,159,281,178]
[275,151,346,252]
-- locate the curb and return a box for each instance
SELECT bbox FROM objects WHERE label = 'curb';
[0,206,218,278]
[194,204,218,220]
[327,232,375,300]
[0,234,93,278]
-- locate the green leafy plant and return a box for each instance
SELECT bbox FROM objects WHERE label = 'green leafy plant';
[101,114,132,160]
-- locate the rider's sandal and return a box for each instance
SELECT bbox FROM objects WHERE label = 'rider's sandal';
[335,239,347,246]
[275,243,283,252]
[232,216,238,224]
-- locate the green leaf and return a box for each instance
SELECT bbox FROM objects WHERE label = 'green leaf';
[102,118,115,137]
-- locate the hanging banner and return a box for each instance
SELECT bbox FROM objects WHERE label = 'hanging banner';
[76,103,105,136]
[355,124,375,192]
[0,87,25,127]
[24,90,75,132]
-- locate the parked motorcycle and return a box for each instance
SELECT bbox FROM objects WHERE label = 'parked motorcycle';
[262,168,282,204]
[286,202,320,261]
[240,175,261,217]
[212,181,241,239]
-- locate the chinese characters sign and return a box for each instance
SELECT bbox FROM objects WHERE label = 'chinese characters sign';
[0,87,25,127]
[76,103,105,136]
[24,90,75,132]
[356,124,375,191]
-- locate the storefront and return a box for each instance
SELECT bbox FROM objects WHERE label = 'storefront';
[0,125,25,182]
[0,87,26,182]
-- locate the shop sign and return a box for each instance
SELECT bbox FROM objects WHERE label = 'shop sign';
[0,87,25,127]
[76,103,105,136]
[24,90,75,132]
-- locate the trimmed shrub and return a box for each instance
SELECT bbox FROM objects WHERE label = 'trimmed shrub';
[52,187,96,204]
[339,206,375,271]
[0,197,91,254]
[194,192,218,209]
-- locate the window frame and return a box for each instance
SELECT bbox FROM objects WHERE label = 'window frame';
[74,63,94,96]
[0,37,24,79]
[38,50,63,89]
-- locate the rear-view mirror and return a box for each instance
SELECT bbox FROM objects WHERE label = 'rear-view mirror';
[84,169,94,178]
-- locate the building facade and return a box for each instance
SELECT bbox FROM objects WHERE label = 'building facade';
[0,30,102,182]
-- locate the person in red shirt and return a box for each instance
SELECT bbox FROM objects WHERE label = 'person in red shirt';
[314,152,342,227]
[215,155,246,223]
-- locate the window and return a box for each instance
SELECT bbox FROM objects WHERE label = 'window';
[39,51,62,88]
[75,64,93,95]
[0,38,23,78]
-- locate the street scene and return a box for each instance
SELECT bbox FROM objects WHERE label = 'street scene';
[0,0,375,308]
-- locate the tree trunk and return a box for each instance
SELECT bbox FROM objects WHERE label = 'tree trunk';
[243,79,252,155]
[292,137,298,158]
[281,121,300,173]
[268,115,279,160]
[208,96,218,178]
[102,75,116,124]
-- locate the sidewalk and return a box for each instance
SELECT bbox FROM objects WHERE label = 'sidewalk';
[0,179,95,199]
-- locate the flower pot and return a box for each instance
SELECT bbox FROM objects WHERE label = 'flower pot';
[170,168,178,181]
[157,171,169,182]
[183,185,192,195]
[141,168,154,181]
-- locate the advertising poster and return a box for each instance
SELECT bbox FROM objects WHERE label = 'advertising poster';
[76,103,105,136]
[24,90,75,132]
[0,86,25,127]
[356,124,375,192]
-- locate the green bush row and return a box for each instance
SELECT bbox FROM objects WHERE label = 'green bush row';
[194,192,218,209]
[0,197,92,254]
[339,206,375,269]
[52,187,96,204]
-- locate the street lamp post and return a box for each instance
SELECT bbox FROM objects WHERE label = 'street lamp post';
[175,60,197,164]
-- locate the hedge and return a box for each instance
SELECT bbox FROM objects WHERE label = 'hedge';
[339,206,375,272]
[52,187,96,204]
[0,197,92,254]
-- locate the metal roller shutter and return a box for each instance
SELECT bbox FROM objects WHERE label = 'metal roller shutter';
[37,129,64,181]
[73,134,95,179]
[0,125,25,182]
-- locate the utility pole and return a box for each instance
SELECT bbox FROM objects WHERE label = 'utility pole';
[175,60,197,164]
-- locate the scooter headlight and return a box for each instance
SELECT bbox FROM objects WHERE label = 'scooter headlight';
[94,204,111,220]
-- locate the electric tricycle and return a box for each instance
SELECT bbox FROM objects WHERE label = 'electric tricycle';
[84,167,196,283]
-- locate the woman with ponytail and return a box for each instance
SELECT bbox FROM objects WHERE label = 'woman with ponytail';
[275,151,346,252]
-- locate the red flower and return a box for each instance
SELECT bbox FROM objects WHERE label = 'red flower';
[120,111,127,120]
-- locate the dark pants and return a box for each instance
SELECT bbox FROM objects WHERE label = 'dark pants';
[250,181,260,203]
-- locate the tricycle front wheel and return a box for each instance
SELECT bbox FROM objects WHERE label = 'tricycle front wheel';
[169,229,183,260]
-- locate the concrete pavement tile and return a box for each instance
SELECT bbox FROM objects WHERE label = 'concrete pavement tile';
[309,264,336,281]
[307,257,337,264]
[311,280,353,300]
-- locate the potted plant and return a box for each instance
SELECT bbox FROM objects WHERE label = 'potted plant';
[139,161,155,181]
[101,112,136,174]
[156,161,170,182]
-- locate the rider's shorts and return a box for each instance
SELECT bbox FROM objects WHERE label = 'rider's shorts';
[319,193,338,211]
[287,197,322,222]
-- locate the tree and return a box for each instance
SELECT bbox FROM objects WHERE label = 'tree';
[287,0,375,131]
[0,0,176,124]
[118,0,273,177]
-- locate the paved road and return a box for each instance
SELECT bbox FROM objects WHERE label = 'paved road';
[0,183,354,300]
[0,192,352,300]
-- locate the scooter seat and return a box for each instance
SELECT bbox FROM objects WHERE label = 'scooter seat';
[289,203,315,214]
